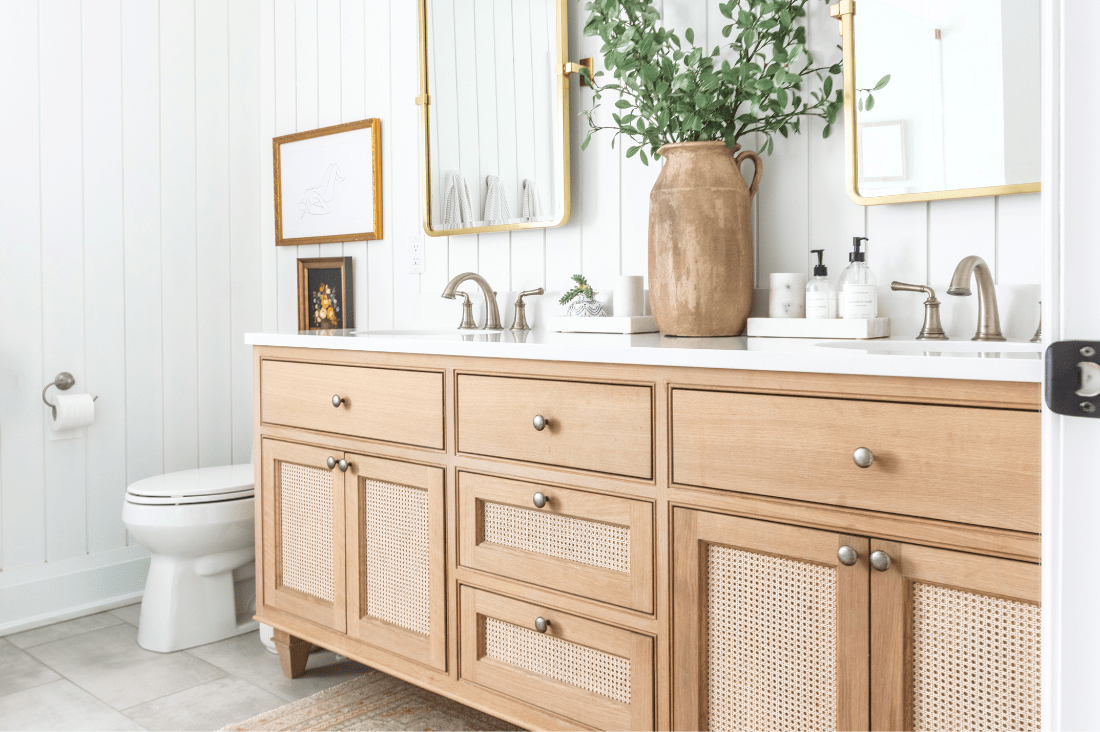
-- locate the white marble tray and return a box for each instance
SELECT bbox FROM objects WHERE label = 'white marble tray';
[746,317,891,339]
[546,315,660,334]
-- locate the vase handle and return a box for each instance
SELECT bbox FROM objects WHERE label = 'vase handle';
[735,149,763,199]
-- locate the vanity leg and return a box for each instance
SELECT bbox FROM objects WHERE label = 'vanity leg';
[272,629,311,678]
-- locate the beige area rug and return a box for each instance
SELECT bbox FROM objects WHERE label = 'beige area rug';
[222,670,521,731]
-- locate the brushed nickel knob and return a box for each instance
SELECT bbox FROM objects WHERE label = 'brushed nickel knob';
[338,459,350,472]
[533,414,548,431]
[535,617,550,633]
[870,550,892,572]
[853,447,874,468]
[327,456,337,470]
[837,545,858,566]
[332,394,345,408]
[533,492,548,508]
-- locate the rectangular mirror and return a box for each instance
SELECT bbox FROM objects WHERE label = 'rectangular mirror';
[417,0,571,236]
[835,0,1041,205]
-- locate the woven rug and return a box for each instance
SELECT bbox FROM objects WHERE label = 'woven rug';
[221,670,521,731]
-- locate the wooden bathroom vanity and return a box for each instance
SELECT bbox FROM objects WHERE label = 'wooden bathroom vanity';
[249,334,1041,731]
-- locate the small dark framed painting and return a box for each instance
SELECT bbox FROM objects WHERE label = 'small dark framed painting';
[297,257,355,331]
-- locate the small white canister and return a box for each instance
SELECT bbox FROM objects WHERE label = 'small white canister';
[769,273,807,318]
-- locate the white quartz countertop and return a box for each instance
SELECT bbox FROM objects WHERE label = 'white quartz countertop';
[246,329,1043,383]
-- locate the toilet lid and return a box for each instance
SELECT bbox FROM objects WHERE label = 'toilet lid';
[126,464,255,505]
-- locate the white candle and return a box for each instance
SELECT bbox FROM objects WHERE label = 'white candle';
[769,273,807,318]
[615,276,645,317]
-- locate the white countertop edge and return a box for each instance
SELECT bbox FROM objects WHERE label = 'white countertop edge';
[245,332,1042,383]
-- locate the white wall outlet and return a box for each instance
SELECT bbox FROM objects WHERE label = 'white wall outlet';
[408,234,426,274]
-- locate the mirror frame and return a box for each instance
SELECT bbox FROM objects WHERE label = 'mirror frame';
[832,1,1041,206]
[416,0,572,236]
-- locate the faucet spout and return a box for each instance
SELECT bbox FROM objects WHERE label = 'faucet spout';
[441,272,502,330]
[947,255,1005,341]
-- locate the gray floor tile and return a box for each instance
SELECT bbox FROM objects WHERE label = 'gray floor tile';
[122,676,285,731]
[186,632,370,702]
[109,602,142,627]
[5,612,124,649]
[0,679,145,731]
[24,623,227,710]
[0,639,61,697]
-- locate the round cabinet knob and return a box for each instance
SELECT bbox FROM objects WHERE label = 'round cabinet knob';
[532,414,548,431]
[534,617,551,633]
[332,394,345,408]
[837,545,859,566]
[338,459,350,472]
[853,447,874,469]
[532,492,549,508]
[870,550,892,572]
[327,456,337,470]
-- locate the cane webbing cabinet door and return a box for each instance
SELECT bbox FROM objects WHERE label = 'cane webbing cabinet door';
[260,438,347,632]
[459,585,655,731]
[870,540,1041,732]
[457,472,655,613]
[345,454,447,671]
[672,508,870,732]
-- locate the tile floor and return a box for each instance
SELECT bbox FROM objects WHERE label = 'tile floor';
[0,603,370,731]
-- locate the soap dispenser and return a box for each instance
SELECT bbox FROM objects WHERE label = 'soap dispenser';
[838,236,878,319]
[806,249,837,319]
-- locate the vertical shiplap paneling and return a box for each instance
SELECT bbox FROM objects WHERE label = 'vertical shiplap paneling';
[292,0,321,265]
[228,0,262,463]
[0,1,45,570]
[39,0,88,561]
[159,0,199,474]
[365,0,394,329]
[996,193,1042,284]
[196,0,233,467]
[121,0,165,488]
[83,0,129,554]
[315,0,346,264]
[274,0,299,332]
[865,202,929,285]
[340,0,370,324]
[928,197,996,284]
[259,0,278,333]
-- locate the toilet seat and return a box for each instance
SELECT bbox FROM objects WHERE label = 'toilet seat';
[126,464,255,506]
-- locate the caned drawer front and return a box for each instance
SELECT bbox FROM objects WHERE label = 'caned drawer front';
[458,472,654,613]
[459,586,654,731]
[457,375,653,479]
[261,360,443,449]
[671,389,1041,532]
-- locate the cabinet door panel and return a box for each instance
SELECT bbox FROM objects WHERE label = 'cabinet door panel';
[345,455,446,671]
[260,438,346,632]
[870,541,1040,731]
[672,508,870,732]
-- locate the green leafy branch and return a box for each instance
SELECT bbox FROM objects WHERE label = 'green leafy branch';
[577,0,845,164]
[856,73,890,111]
[559,274,596,305]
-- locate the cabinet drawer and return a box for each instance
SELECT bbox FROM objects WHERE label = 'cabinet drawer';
[671,389,1040,532]
[261,360,443,449]
[457,375,653,479]
[459,586,654,731]
[458,472,654,613]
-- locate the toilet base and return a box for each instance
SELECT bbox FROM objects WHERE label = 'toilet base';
[137,551,257,652]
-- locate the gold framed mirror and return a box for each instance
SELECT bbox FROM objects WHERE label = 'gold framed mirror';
[832,0,1041,206]
[416,0,573,236]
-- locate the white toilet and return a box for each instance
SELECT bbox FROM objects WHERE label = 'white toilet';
[123,464,258,652]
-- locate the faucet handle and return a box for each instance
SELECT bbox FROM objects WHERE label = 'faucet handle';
[511,288,545,331]
[891,282,948,341]
[455,292,478,330]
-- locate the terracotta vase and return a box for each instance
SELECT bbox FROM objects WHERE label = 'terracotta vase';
[648,141,762,336]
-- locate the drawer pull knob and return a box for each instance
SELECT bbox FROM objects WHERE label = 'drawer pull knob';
[870,550,892,572]
[532,414,549,431]
[338,459,350,472]
[853,447,874,468]
[327,456,337,470]
[532,492,549,508]
[332,394,344,408]
[534,617,551,633]
[837,545,859,566]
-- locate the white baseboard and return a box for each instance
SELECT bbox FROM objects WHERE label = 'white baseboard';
[0,545,151,636]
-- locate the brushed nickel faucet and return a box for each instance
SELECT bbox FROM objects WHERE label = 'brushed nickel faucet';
[947,255,1005,341]
[441,272,502,330]
[891,282,948,340]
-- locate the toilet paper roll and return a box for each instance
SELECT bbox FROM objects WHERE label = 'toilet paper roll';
[50,393,95,431]
[615,276,645,317]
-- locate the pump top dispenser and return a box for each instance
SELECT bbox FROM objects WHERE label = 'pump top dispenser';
[806,249,837,319]
[838,236,878,319]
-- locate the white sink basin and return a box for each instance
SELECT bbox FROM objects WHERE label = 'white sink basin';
[353,329,471,337]
[817,339,1042,354]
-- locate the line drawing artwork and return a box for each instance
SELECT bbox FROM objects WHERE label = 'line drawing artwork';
[298,163,345,217]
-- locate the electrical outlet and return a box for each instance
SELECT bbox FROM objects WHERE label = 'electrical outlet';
[408,234,425,274]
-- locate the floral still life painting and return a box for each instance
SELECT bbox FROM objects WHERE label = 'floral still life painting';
[297,256,355,331]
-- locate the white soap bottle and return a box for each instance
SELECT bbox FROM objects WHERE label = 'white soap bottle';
[805,249,837,319]
[838,236,878,319]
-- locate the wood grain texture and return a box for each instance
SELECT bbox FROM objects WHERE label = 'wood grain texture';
[273,628,312,679]
[261,359,444,449]
[457,374,654,479]
[672,388,1041,532]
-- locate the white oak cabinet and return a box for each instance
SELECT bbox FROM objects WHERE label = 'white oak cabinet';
[252,346,1041,731]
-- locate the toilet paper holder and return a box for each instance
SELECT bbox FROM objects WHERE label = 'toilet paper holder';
[42,372,97,420]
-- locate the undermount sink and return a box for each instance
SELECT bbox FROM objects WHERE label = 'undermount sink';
[817,339,1042,354]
